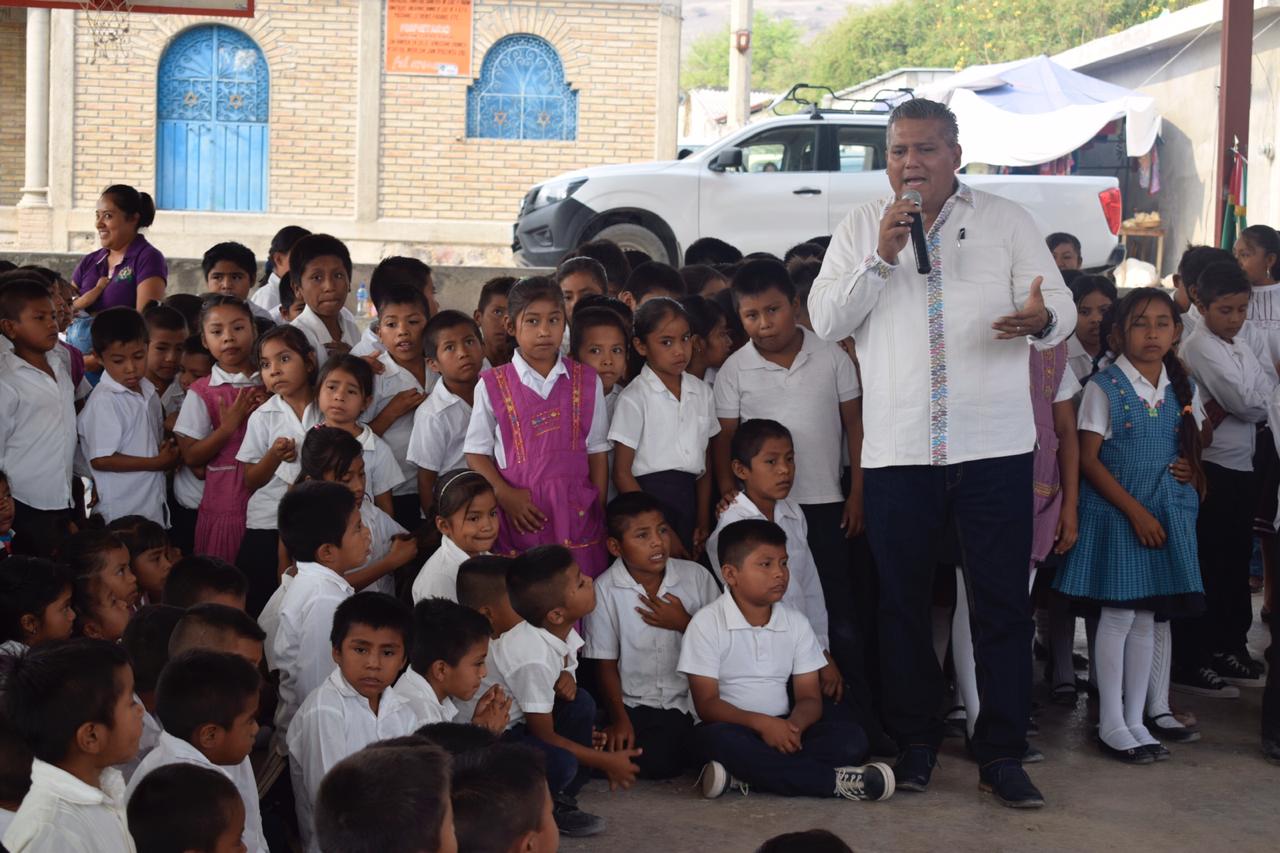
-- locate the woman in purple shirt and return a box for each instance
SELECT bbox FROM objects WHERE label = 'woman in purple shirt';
[71,184,167,313]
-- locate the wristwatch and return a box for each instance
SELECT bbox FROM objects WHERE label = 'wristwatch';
[1033,307,1057,340]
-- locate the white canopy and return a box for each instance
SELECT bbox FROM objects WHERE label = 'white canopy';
[916,55,1161,167]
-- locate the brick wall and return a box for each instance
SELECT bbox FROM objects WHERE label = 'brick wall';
[379,1,662,223]
[71,0,359,216]
[0,9,26,206]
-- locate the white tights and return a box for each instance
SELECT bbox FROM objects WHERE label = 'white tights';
[1095,607,1159,750]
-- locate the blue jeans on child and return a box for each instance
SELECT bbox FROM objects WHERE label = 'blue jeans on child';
[696,697,869,797]
[504,687,596,798]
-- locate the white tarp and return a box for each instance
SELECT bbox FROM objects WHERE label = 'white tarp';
[917,55,1161,167]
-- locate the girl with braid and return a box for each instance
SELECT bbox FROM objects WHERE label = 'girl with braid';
[1055,288,1208,764]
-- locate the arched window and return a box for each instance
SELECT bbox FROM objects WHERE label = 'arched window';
[467,35,578,141]
[157,25,269,212]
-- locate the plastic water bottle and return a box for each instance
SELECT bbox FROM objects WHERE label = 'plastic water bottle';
[356,282,368,317]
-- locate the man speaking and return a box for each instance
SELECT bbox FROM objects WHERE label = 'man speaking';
[809,98,1073,808]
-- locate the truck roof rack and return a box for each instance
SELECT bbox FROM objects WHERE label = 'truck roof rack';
[768,84,915,120]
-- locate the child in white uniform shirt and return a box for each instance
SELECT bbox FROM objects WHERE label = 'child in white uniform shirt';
[679,520,892,802]
[0,280,91,555]
[79,308,177,527]
[610,298,719,555]
[140,304,189,428]
[400,598,511,731]
[570,303,631,503]
[126,650,267,853]
[1067,275,1118,383]
[287,593,418,852]
[412,470,499,603]
[408,310,487,513]
[270,481,370,741]
[316,354,404,516]
[167,339,213,555]
[235,325,321,612]
[126,763,247,853]
[288,234,361,359]
[351,256,440,358]
[2,639,144,853]
[585,493,720,779]
[203,242,277,326]
[1178,263,1274,688]
[363,284,439,530]
[707,420,838,693]
[0,717,32,840]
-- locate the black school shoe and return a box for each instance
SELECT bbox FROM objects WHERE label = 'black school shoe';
[892,745,937,792]
[1213,652,1262,687]
[1095,735,1155,765]
[1142,742,1171,761]
[552,794,606,837]
[978,759,1046,809]
[1263,737,1280,765]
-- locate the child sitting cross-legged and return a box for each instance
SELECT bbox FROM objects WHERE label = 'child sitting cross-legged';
[584,492,720,779]
[126,649,266,853]
[2,639,144,853]
[127,763,247,853]
[287,592,418,851]
[491,545,640,838]
[398,597,512,732]
[679,519,893,802]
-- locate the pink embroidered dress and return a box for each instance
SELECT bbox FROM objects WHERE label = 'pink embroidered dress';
[1029,343,1067,568]
[483,357,608,577]
[190,376,257,561]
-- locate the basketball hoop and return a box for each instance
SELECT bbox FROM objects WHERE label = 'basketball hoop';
[78,0,135,64]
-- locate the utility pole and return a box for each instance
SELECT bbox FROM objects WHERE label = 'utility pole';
[1214,0,1252,237]
[728,0,753,129]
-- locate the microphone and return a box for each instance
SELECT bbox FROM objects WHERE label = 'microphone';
[902,190,930,274]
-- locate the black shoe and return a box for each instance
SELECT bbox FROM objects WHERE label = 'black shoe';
[1142,742,1171,761]
[552,796,606,837]
[1239,650,1267,678]
[1144,713,1201,743]
[893,745,937,792]
[1033,639,1049,661]
[1171,664,1241,698]
[978,759,1046,809]
[1263,737,1280,765]
[1072,651,1090,670]
[1095,735,1155,765]
[1050,682,1079,706]
[1026,715,1040,737]
[870,730,900,757]
[1213,652,1262,687]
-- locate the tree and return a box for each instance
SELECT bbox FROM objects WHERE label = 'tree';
[681,12,806,92]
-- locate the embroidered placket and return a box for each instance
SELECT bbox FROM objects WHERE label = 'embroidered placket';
[926,189,968,465]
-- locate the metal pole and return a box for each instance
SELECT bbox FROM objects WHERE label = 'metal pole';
[727,0,753,129]
[1215,0,1252,237]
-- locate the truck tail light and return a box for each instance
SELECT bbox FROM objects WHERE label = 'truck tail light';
[1099,187,1122,235]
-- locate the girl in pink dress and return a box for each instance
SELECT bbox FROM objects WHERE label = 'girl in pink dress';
[173,294,265,561]
[464,276,610,577]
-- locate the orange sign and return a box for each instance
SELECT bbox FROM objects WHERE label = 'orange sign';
[386,0,473,77]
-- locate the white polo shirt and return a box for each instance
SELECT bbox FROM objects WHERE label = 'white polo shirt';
[713,327,860,504]
[272,561,354,738]
[583,557,720,715]
[155,378,186,418]
[2,760,134,853]
[345,498,408,596]
[410,534,474,604]
[707,493,829,649]
[488,619,584,729]
[350,325,383,357]
[291,305,360,357]
[364,351,438,497]
[173,366,261,441]
[126,732,266,853]
[287,668,417,853]
[407,380,472,476]
[396,666,459,727]
[609,365,719,477]
[78,372,168,526]
[236,396,322,530]
[0,346,88,510]
[1077,355,1205,441]
[342,424,405,498]
[464,352,610,468]
[677,592,826,717]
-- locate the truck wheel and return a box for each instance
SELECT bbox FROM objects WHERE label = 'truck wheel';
[591,223,671,265]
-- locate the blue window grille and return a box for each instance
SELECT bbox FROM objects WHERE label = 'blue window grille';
[157,25,269,212]
[466,35,578,141]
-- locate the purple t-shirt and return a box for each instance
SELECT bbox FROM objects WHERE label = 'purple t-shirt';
[71,234,167,311]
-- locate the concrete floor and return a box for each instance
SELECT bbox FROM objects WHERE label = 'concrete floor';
[564,610,1279,853]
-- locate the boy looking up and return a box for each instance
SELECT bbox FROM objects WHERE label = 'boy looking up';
[679,520,893,803]
[79,307,179,526]
[287,592,418,851]
[399,598,511,732]
[584,493,719,779]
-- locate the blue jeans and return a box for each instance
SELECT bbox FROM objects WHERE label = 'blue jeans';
[504,687,596,797]
[696,698,868,797]
[864,453,1034,765]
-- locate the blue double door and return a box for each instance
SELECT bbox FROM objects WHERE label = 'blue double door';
[157,25,268,212]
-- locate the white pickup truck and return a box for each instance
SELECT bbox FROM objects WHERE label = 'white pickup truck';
[513,106,1123,269]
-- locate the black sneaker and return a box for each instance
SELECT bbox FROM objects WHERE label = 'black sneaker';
[1239,651,1267,678]
[1213,652,1262,687]
[552,796,606,837]
[1171,665,1241,698]
[978,759,1046,809]
[833,763,895,801]
[893,745,937,793]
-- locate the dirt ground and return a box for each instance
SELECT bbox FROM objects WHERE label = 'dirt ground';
[563,606,1279,853]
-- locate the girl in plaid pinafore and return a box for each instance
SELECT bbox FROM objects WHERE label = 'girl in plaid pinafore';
[1054,288,1205,761]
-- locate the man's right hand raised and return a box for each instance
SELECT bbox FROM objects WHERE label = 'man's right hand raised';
[876,196,919,265]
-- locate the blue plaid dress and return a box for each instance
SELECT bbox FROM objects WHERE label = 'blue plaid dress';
[1054,365,1205,615]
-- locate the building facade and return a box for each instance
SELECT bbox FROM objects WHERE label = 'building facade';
[0,0,681,263]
